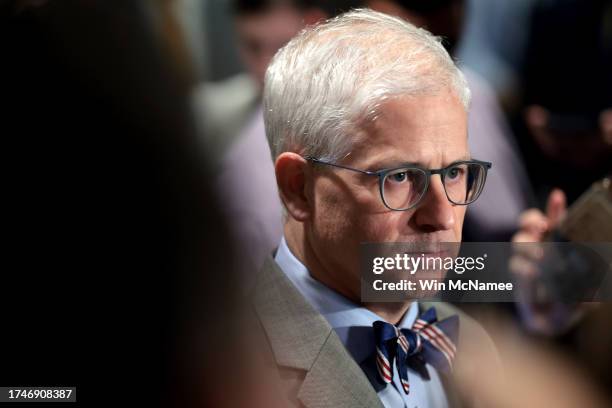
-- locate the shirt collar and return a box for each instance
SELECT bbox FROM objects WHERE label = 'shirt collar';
[274,236,420,363]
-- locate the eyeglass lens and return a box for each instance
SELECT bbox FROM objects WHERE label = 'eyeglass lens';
[381,163,487,210]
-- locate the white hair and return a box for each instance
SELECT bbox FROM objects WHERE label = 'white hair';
[263,8,471,161]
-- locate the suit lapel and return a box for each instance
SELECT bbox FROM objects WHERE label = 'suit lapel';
[299,331,384,408]
[253,256,384,408]
[253,256,330,370]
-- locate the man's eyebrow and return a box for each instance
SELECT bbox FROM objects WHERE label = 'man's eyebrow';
[453,154,472,162]
[368,155,473,170]
[388,160,421,169]
[364,159,420,171]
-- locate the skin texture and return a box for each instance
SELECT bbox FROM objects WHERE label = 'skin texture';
[276,90,469,323]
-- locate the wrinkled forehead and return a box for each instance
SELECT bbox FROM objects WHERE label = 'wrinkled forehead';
[350,92,469,168]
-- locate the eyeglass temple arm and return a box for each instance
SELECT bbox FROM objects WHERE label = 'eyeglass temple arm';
[304,156,379,176]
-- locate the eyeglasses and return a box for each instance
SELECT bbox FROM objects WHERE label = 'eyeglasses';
[304,156,492,211]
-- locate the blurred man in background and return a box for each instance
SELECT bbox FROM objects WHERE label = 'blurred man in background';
[197,0,326,155]
[195,0,320,273]
[198,0,359,274]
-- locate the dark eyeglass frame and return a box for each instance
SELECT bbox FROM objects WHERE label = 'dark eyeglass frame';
[304,156,492,211]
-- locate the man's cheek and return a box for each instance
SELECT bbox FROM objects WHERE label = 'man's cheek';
[454,207,467,239]
[359,217,396,243]
[316,205,352,242]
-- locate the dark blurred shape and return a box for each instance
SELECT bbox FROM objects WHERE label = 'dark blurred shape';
[233,0,311,14]
[397,0,464,52]
[518,0,612,204]
[394,0,458,14]
[555,177,612,242]
[233,0,362,16]
[523,0,611,116]
[368,0,465,52]
[1,1,241,406]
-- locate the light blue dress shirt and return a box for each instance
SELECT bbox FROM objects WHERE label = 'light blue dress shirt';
[275,237,450,408]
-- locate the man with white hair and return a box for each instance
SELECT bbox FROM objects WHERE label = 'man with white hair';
[253,9,498,408]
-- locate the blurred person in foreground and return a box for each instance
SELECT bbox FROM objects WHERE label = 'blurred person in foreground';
[253,9,499,407]
[367,0,534,242]
[1,1,283,406]
[450,310,611,408]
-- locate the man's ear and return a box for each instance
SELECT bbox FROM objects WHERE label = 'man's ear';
[275,152,312,222]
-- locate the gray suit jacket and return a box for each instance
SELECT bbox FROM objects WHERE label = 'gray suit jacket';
[252,255,499,408]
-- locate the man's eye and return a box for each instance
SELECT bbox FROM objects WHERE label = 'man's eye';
[390,172,408,182]
[447,167,463,179]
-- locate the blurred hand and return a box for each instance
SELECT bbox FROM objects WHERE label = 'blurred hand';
[509,189,596,336]
[510,188,567,279]
[510,189,566,334]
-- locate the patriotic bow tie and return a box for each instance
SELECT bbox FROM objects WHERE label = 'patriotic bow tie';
[373,307,459,394]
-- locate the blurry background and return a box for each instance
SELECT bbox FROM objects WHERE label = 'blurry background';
[1,0,610,406]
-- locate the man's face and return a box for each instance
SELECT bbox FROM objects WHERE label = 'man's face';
[306,90,469,294]
[236,6,305,89]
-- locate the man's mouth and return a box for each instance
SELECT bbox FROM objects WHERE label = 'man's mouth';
[403,250,451,258]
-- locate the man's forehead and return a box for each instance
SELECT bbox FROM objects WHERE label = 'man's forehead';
[354,146,471,170]
[352,95,470,166]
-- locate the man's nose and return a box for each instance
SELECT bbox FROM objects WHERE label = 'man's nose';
[412,175,456,232]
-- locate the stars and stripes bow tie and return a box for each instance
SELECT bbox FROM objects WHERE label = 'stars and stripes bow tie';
[373,307,459,394]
